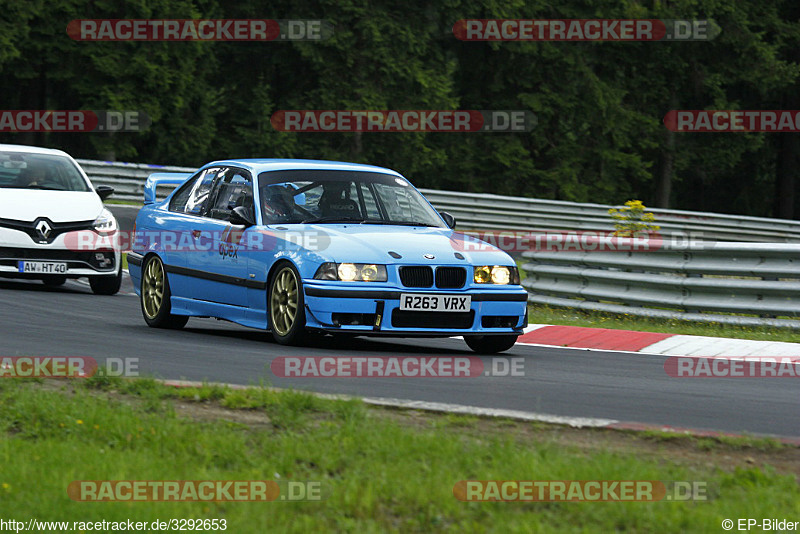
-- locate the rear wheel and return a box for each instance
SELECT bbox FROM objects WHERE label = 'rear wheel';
[90,266,122,295]
[464,335,518,354]
[140,255,188,329]
[42,276,66,287]
[268,262,306,345]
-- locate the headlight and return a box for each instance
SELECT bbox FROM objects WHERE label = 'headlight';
[474,266,520,285]
[338,263,358,281]
[474,266,491,284]
[93,208,117,235]
[491,266,510,285]
[313,263,338,280]
[314,262,388,282]
[360,264,381,281]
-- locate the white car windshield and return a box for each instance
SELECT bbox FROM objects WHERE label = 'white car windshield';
[257,170,445,227]
[0,152,90,192]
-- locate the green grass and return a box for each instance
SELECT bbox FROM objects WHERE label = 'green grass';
[0,379,796,532]
[637,429,787,452]
[528,305,800,343]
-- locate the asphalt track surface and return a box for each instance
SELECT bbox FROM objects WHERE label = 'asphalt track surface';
[1,270,797,439]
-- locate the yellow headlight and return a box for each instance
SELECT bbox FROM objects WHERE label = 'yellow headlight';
[474,266,491,284]
[338,263,358,281]
[491,266,510,285]
[360,264,379,281]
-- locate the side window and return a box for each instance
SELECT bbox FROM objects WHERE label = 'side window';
[185,168,222,216]
[374,183,427,221]
[206,169,254,221]
[168,173,202,213]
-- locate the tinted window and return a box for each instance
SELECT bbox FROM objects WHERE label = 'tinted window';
[169,173,202,213]
[206,169,253,221]
[185,168,222,216]
[0,152,90,192]
[256,170,444,227]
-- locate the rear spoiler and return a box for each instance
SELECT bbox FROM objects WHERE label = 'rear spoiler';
[143,172,192,205]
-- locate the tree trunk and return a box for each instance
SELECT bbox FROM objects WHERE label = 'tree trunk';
[774,134,797,219]
[655,92,677,208]
[775,88,799,219]
[655,129,674,208]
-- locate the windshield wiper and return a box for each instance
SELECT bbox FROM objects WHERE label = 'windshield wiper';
[299,216,439,227]
[384,221,439,227]
[300,216,366,224]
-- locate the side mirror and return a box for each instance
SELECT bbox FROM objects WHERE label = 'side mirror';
[229,206,256,227]
[95,185,114,201]
[440,211,456,229]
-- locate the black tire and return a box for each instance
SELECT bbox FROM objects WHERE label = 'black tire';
[464,334,519,354]
[90,266,122,295]
[42,276,67,287]
[268,262,306,345]
[140,255,188,329]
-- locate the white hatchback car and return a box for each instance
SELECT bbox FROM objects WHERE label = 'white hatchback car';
[0,144,122,294]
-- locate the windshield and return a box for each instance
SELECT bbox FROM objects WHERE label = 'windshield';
[0,151,90,192]
[257,170,445,227]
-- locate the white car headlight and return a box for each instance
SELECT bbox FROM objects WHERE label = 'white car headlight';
[491,266,510,285]
[93,208,118,235]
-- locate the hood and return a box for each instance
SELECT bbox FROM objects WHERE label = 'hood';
[0,190,104,223]
[275,224,514,265]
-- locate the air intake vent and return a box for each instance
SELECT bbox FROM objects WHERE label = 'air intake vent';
[435,267,467,289]
[399,266,433,287]
[392,310,475,329]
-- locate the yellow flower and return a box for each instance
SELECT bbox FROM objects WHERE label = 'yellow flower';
[2,483,10,490]
[76,420,83,425]
[93,424,100,430]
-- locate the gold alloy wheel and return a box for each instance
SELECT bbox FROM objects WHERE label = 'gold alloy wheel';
[142,258,165,319]
[270,266,298,337]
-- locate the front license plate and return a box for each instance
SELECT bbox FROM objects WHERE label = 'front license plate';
[399,294,471,312]
[18,261,67,274]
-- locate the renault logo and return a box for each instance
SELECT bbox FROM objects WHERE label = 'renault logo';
[35,219,52,239]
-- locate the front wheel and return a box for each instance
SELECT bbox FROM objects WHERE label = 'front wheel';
[140,255,188,329]
[464,334,518,354]
[90,267,122,295]
[268,263,306,345]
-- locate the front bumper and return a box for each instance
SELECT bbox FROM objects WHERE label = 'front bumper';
[303,283,528,336]
[0,243,119,279]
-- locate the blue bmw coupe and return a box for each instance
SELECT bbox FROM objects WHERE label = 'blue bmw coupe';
[128,159,528,353]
